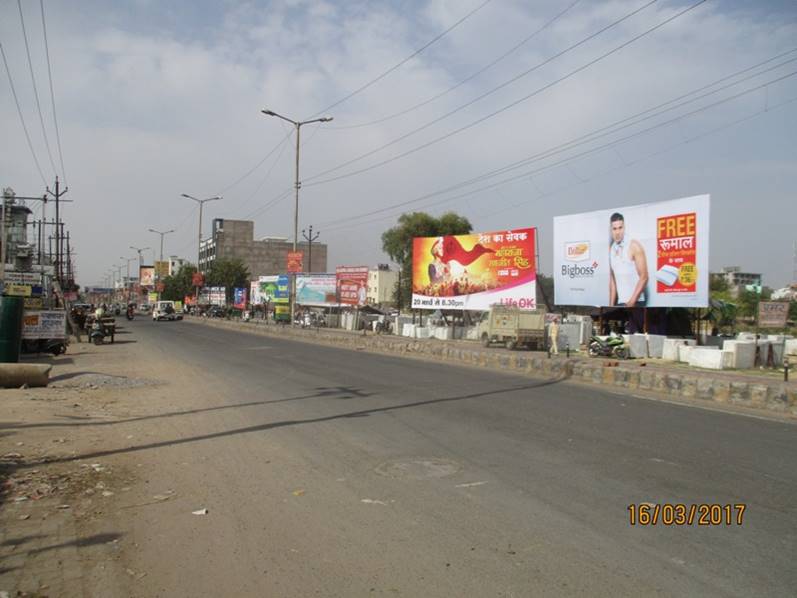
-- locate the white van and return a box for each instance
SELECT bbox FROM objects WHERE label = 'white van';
[152,301,182,321]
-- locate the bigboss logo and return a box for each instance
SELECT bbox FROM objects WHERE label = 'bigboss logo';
[562,242,598,278]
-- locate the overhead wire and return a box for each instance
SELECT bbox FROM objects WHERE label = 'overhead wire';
[17,0,58,178]
[39,0,66,185]
[234,130,293,217]
[327,0,582,130]
[311,0,494,118]
[216,128,293,196]
[0,41,48,186]
[317,68,797,233]
[304,0,707,188]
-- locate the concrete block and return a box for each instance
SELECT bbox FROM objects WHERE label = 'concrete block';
[415,327,431,339]
[662,338,695,361]
[432,326,453,340]
[756,341,784,366]
[721,340,756,369]
[402,324,415,338]
[737,332,756,341]
[464,327,480,341]
[559,322,581,350]
[628,334,649,358]
[0,363,52,388]
[786,339,797,356]
[678,344,699,363]
[688,348,732,370]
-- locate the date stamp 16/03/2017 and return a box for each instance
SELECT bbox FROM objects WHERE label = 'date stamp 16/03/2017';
[628,503,746,526]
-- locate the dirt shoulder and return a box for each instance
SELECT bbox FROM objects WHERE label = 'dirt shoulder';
[0,326,185,596]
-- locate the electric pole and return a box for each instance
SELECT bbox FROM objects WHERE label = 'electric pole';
[302,226,320,273]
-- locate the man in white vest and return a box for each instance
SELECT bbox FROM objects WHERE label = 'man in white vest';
[609,212,648,307]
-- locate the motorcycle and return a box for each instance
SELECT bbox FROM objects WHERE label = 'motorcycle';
[126,306,135,321]
[21,338,68,356]
[588,335,627,359]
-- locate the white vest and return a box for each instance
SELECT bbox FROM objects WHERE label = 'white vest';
[610,240,644,304]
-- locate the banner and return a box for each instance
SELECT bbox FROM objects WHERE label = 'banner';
[154,261,170,279]
[336,266,369,306]
[251,275,289,305]
[198,286,226,306]
[554,195,710,308]
[192,272,205,287]
[22,310,66,339]
[296,274,337,306]
[148,292,158,303]
[412,228,537,311]
[233,287,247,309]
[287,251,304,273]
[140,266,155,287]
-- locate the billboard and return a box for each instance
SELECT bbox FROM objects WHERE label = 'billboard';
[22,310,66,340]
[140,266,155,287]
[251,275,289,305]
[412,228,537,311]
[154,261,170,279]
[296,274,337,306]
[336,266,369,306]
[758,301,788,328]
[233,287,247,309]
[199,286,226,306]
[554,195,710,308]
[287,251,304,273]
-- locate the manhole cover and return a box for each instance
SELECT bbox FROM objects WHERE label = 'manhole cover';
[374,458,461,480]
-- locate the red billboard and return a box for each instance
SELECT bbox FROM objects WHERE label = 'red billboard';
[336,266,369,306]
[287,251,304,273]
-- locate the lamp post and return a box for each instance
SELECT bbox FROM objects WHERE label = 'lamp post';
[181,194,221,273]
[261,109,333,324]
[121,256,137,302]
[149,228,175,300]
[129,246,150,305]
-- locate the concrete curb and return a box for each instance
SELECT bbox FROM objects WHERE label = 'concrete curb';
[0,363,53,388]
[187,318,797,416]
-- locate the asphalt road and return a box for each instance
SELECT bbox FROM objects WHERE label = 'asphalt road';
[123,317,796,597]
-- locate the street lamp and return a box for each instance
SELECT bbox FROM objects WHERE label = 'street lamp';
[181,194,221,273]
[261,109,333,324]
[129,245,150,269]
[122,256,137,302]
[148,228,175,263]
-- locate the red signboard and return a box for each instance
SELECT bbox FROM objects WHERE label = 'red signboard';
[336,266,369,306]
[192,272,205,287]
[287,251,304,273]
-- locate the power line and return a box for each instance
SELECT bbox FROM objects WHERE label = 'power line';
[1,41,48,185]
[302,0,663,185]
[234,131,293,217]
[311,0,494,118]
[217,129,293,195]
[317,69,796,232]
[40,0,67,185]
[327,0,582,130]
[17,0,58,178]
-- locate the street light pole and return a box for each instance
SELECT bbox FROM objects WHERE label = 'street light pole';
[148,228,175,301]
[129,245,150,304]
[181,194,221,273]
[261,109,333,324]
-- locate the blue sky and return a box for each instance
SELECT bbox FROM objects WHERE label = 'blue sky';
[1,0,796,287]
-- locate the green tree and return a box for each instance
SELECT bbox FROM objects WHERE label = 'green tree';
[789,300,797,323]
[161,264,197,301]
[381,211,472,309]
[206,258,251,302]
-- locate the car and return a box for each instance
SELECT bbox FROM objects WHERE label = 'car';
[206,306,226,318]
[152,301,182,321]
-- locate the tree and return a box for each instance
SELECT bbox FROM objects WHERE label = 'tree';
[206,258,250,302]
[381,211,472,309]
[161,264,197,301]
[790,300,797,323]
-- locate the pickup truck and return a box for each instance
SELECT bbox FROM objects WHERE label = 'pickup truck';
[478,306,546,350]
[152,301,183,321]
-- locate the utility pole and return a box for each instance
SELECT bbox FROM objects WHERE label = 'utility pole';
[302,226,320,273]
[148,228,175,300]
[46,176,68,287]
[261,109,333,324]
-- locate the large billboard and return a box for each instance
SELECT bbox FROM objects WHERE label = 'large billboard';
[296,274,337,306]
[554,195,710,307]
[139,266,155,287]
[336,266,369,306]
[250,275,289,305]
[412,228,537,311]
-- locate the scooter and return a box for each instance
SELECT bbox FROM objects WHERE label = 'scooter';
[21,338,68,355]
[588,335,627,359]
[126,307,134,321]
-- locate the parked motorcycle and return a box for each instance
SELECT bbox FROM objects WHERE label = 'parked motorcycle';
[21,338,68,356]
[90,321,107,345]
[126,306,134,321]
[588,335,627,359]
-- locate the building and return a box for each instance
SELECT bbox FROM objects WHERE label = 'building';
[169,256,188,276]
[198,218,327,277]
[366,264,398,306]
[712,266,763,298]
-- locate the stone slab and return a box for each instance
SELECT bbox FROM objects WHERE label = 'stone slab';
[722,340,756,369]
[688,348,733,370]
[662,338,696,361]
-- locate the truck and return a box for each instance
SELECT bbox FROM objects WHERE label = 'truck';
[152,300,183,321]
[478,306,546,350]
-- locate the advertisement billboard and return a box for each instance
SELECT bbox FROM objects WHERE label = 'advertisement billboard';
[140,266,155,287]
[233,287,247,309]
[412,228,537,311]
[287,251,304,273]
[758,301,788,328]
[199,286,226,306]
[553,195,710,308]
[296,274,337,306]
[336,266,369,306]
[154,261,170,279]
[251,275,289,305]
[22,310,66,340]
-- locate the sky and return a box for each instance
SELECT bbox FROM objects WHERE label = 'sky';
[1,0,796,288]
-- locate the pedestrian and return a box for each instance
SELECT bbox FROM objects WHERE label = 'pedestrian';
[549,317,560,355]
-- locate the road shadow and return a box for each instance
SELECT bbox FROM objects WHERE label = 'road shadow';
[0,386,374,431]
[22,533,123,556]
[108,340,137,345]
[1,534,49,547]
[20,356,75,366]
[15,377,566,467]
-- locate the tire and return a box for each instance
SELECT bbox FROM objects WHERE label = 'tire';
[588,343,600,357]
[506,339,517,351]
[481,333,490,348]
[92,336,103,345]
[613,346,627,359]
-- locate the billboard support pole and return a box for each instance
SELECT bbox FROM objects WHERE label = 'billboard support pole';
[643,307,649,334]
[534,229,552,311]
